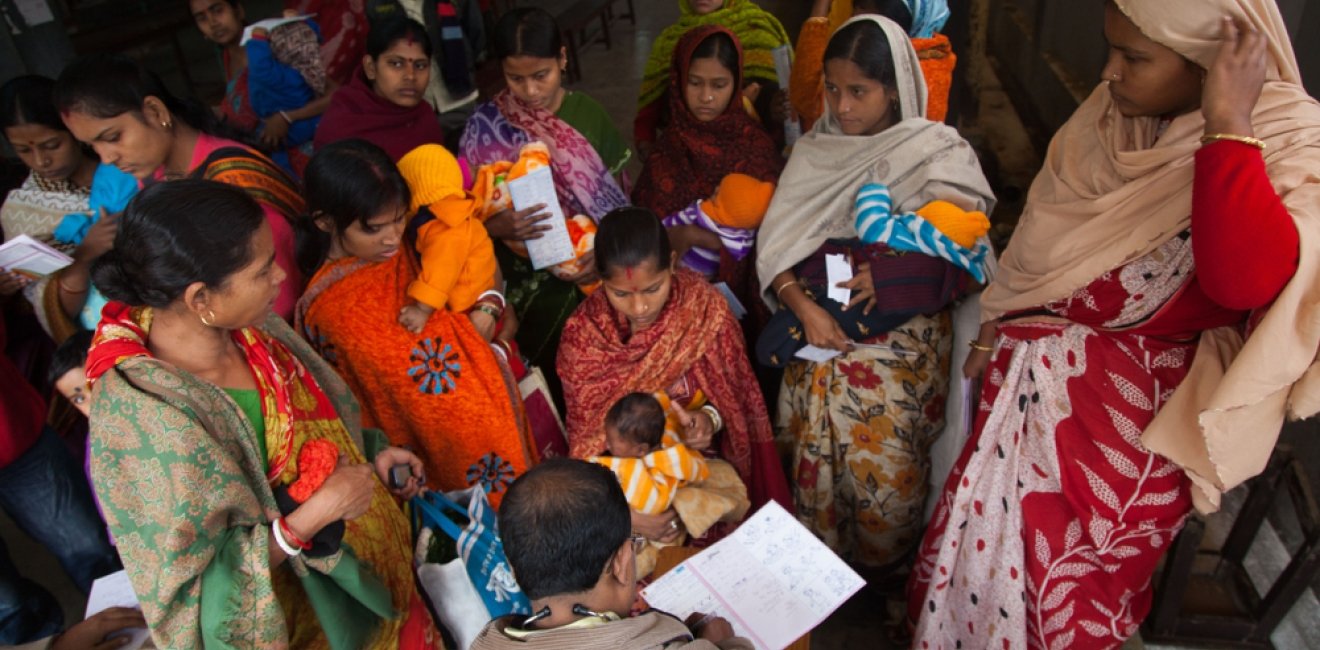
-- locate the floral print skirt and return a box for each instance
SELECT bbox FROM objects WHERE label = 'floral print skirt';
[776,310,952,570]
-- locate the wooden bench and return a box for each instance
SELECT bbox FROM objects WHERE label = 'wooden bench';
[556,0,636,83]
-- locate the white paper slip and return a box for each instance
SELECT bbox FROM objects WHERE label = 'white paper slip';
[0,234,73,278]
[713,282,747,320]
[506,166,576,270]
[241,14,316,45]
[793,344,842,363]
[825,254,852,306]
[643,502,865,650]
[16,0,56,26]
[851,343,918,357]
[86,570,151,650]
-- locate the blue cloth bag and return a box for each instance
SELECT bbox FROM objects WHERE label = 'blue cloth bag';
[411,488,531,619]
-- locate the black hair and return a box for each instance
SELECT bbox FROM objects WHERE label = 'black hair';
[593,207,672,278]
[48,329,94,387]
[298,139,411,277]
[53,54,229,138]
[492,7,562,60]
[688,31,739,83]
[824,19,899,89]
[606,393,666,449]
[91,179,265,308]
[367,16,433,59]
[0,75,65,133]
[853,0,914,33]
[498,459,631,600]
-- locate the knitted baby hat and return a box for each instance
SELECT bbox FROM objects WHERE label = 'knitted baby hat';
[913,200,991,249]
[701,173,776,229]
[397,144,465,214]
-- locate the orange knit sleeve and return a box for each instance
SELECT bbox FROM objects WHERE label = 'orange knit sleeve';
[790,17,831,131]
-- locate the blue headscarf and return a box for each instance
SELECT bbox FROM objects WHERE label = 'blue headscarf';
[902,0,950,38]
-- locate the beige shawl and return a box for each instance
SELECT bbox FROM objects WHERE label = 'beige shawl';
[755,14,994,305]
[981,0,1320,512]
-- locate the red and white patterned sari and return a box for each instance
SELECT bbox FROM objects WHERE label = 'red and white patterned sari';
[908,231,1245,649]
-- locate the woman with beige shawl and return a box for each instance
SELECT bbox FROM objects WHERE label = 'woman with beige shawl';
[755,15,993,579]
[908,1,1320,648]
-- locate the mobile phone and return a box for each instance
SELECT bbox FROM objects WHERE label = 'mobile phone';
[388,463,413,490]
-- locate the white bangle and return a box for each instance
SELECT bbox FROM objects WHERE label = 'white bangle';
[272,519,300,556]
[477,289,506,309]
[700,404,723,432]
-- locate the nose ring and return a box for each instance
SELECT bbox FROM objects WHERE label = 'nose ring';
[1110,73,1119,81]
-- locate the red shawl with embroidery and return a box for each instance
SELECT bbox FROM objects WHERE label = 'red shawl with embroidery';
[557,269,790,510]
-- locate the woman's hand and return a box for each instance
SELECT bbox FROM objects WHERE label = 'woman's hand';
[498,307,519,342]
[52,607,148,650]
[632,509,684,543]
[671,402,715,451]
[799,300,852,352]
[260,114,291,150]
[74,209,119,264]
[372,446,427,500]
[308,457,377,523]
[0,270,30,297]
[559,249,599,285]
[485,204,552,242]
[963,348,992,379]
[468,309,497,341]
[1202,15,1268,137]
[842,262,875,314]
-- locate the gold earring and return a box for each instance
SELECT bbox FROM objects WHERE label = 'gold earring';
[200,310,216,327]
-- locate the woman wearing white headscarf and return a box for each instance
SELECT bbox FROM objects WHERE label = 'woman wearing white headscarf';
[756,15,993,576]
[908,0,1320,647]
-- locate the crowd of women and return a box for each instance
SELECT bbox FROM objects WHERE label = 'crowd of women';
[0,0,1316,647]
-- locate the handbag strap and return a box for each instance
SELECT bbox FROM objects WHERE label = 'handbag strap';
[411,492,471,543]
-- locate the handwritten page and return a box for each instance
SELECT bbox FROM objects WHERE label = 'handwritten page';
[713,282,747,320]
[506,167,576,270]
[86,571,151,650]
[0,234,72,278]
[241,14,316,45]
[643,502,865,650]
[825,254,851,306]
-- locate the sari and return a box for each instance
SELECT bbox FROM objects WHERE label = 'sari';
[296,251,537,504]
[635,0,791,145]
[557,268,791,512]
[459,89,630,394]
[313,67,446,162]
[85,304,440,649]
[755,15,993,570]
[285,0,368,84]
[907,1,1320,647]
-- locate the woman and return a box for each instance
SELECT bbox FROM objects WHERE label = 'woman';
[633,26,783,220]
[85,179,439,647]
[0,75,108,341]
[296,140,538,501]
[313,16,445,162]
[54,55,306,321]
[756,16,993,577]
[558,207,790,543]
[908,1,1320,648]
[635,0,791,152]
[791,0,955,128]
[190,0,336,176]
[285,0,370,85]
[460,7,630,402]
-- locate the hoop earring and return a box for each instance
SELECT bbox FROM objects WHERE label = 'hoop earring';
[200,310,216,327]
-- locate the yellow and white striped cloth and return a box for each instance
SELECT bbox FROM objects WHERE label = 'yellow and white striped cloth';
[592,428,710,514]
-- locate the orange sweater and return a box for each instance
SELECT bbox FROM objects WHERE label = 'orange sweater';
[411,195,498,312]
[790,17,955,129]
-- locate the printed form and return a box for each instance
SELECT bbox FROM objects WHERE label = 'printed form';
[506,167,577,270]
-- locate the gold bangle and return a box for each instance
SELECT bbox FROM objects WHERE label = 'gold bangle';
[773,280,797,298]
[968,341,993,352]
[1200,133,1266,150]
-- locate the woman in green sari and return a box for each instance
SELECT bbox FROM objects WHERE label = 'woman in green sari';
[85,179,441,648]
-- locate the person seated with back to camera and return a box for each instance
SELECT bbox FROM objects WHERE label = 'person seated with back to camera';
[470,458,754,649]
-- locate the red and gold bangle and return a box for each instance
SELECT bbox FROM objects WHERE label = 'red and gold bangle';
[278,518,312,550]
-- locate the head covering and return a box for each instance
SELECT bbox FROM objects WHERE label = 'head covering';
[398,144,465,213]
[312,66,446,162]
[899,0,951,38]
[637,0,791,112]
[755,15,993,304]
[632,25,783,217]
[982,0,1320,511]
[703,173,775,229]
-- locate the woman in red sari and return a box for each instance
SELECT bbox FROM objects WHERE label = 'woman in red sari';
[908,1,1320,648]
[558,207,791,543]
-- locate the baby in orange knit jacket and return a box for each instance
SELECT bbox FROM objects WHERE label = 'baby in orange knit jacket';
[590,392,710,516]
[396,145,503,336]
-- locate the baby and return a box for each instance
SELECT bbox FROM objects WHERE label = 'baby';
[590,392,709,516]
[396,144,501,336]
[661,173,775,278]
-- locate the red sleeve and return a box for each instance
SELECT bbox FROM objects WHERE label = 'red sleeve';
[1192,140,1299,310]
[634,101,662,148]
